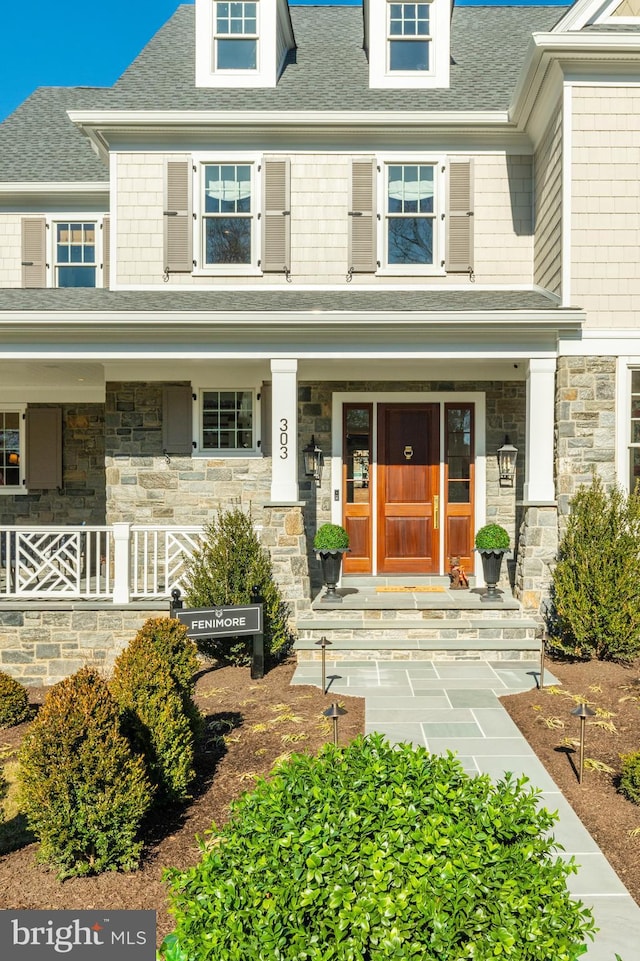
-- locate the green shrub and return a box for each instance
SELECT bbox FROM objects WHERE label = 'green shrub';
[183,507,293,666]
[0,672,30,728]
[551,475,640,661]
[313,523,349,551]
[161,734,595,961]
[0,766,6,823]
[475,523,510,550]
[619,751,640,805]
[111,637,197,806]
[133,617,203,739]
[18,668,152,878]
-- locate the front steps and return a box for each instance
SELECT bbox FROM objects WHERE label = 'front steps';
[295,577,541,662]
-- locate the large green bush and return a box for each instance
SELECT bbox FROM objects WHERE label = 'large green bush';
[161,735,595,961]
[551,475,640,661]
[619,751,640,805]
[0,671,30,728]
[183,507,293,666]
[111,637,197,806]
[18,668,152,878]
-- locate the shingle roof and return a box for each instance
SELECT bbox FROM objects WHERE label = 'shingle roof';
[0,4,568,183]
[0,288,561,313]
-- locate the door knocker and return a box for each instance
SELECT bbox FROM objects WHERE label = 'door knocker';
[403,445,414,461]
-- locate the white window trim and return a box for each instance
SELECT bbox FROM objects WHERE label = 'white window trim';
[368,0,450,89]
[195,0,279,88]
[192,153,263,277]
[0,404,26,495]
[375,154,446,276]
[616,357,638,491]
[46,214,104,290]
[192,386,262,457]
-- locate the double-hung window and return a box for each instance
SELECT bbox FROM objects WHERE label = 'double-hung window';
[55,222,97,288]
[200,390,255,452]
[203,163,254,266]
[388,2,431,72]
[215,1,258,70]
[630,370,640,491]
[0,409,23,491]
[385,163,436,267]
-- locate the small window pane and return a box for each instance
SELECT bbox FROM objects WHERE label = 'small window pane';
[388,217,433,265]
[57,266,96,288]
[448,481,470,504]
[631,447,640,493]
[217,38,257,70]
[205,217,252,265]
[389,39,429,71]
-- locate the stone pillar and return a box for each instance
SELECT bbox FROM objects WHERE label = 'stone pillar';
[524,358,556,504]
[270,359,299,503]
[515,505,558,613]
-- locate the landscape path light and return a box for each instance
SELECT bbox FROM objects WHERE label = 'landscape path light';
[315,635,333,694]
[570,703,596,785]
[323,702,346,746]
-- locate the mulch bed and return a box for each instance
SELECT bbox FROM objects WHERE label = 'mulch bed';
[501,655,640,906]
[0,657,364,945]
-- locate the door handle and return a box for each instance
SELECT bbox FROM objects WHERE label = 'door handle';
[433,494,439,530]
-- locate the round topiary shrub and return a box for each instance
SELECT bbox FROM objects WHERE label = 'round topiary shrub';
[619,750,640,805]
[111,638,197,806]
[313,523,350,551]
[161,734,595,961]
[183,507,293,666]
[18,667,152,878]
[0,672,30,728]
[475,523,510,551]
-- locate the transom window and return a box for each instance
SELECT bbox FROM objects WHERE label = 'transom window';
[201,390,254,450]
[388,2,431,72]
[215,1,258,70]
[0,410,22,489]
[386,164,435,265]
[55,222,96,288]
[203,164,253,265]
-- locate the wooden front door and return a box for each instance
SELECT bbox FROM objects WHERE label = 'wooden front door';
[342,404,373,574]
[377,403,440,574]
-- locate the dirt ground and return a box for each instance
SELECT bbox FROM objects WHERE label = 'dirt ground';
[1,653,639,949]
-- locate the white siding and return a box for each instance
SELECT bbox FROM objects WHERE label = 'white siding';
[0,216,22,287]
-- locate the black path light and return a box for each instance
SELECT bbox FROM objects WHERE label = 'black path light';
[539,628,548,689]
[323,702,346,746]
[315,635,333,694]
[571,703,596,784]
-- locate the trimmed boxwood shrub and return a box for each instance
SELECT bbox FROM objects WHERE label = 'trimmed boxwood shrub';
[183,507,293,666]
[0,672,30,728]
[313,523,349,551]
[111,636,197,806]
[161,734,595,961]
[619,751,640,805]
[552,475,640,661]
[18,668,152,878]
[475,523,510,551]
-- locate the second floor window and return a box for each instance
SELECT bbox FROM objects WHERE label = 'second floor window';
[388,2,431,72]
[386,164,435,266]
[203,163,253,265]
[215,1,258,70]
[55,222,97,288]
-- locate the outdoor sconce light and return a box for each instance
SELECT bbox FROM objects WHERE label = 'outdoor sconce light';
[303,435,324,486]
[497,435,518,487]
[315,635,333,695]
[570,703,596,785]
[323,702,347,746]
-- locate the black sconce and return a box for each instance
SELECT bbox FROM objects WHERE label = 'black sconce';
[303,435,324,486]
[497,435,518,487]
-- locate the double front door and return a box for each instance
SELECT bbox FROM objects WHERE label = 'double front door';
[342,402,474,575]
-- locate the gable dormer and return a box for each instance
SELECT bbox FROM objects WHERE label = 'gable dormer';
[364,0,451,89]
[195,0,295,89]
[553,0,640,31]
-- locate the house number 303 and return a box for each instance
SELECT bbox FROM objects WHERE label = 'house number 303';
[279,418,289,459]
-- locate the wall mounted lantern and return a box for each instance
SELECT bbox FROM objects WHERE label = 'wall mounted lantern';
[497,435,518,487]
[303,435,324,486]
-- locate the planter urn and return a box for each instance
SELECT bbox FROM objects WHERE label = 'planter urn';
[316,548,349,604]
[477,548,507,602]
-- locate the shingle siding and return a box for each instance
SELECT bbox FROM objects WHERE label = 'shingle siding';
[534,103,563,297]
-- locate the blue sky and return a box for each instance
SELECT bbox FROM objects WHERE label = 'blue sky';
[0,0,569,123]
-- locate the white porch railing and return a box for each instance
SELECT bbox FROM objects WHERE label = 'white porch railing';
[0,524,204,603]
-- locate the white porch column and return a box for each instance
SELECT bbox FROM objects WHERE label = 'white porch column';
[112,522,131,605]
[270,359,299,502]
[524,358,556,503]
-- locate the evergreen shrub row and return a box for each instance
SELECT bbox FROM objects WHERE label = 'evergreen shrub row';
[161,734,595,961]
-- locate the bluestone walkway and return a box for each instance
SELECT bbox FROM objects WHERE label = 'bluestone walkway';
[292,658,640,960]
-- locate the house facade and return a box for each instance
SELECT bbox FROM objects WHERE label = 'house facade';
[1,0,640,675]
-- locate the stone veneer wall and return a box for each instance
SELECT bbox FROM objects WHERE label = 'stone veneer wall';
[0,404,105,525]
[105,382,311,614]
[0,607,167,686]
[298,379,526,592]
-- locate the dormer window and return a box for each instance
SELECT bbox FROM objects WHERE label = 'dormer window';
[389,3,430,73]
[215,2,258,70]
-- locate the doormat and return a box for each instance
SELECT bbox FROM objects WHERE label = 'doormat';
[375,585,446,593]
